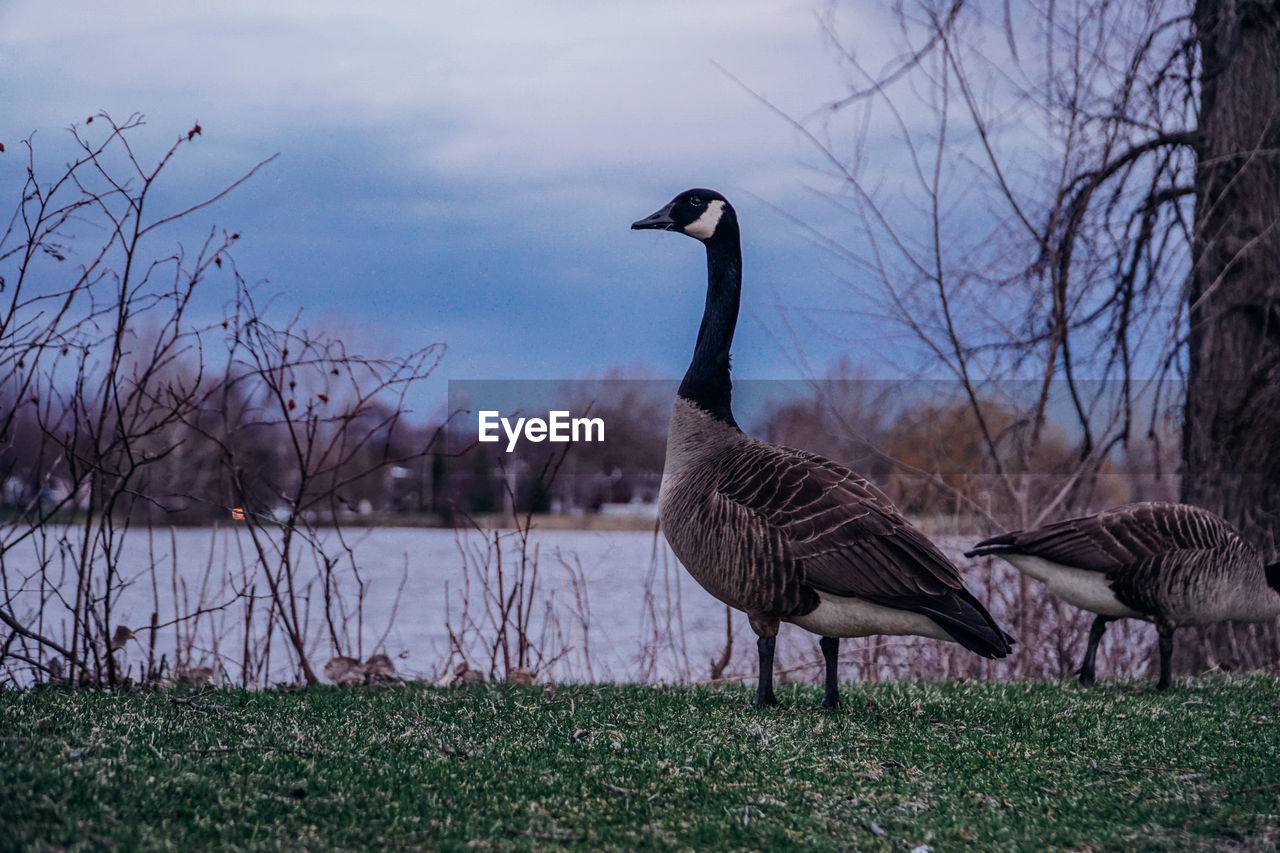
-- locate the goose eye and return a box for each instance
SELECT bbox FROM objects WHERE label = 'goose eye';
[689,196,703,206]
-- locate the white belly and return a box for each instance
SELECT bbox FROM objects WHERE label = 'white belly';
[1001,554,1142,618]
[788,590,951,641]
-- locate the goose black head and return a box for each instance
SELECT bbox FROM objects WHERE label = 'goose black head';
[632,188,737,242]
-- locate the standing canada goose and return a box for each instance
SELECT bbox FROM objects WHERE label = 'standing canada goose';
[966,501,1280,690]
[632,188,1013,708]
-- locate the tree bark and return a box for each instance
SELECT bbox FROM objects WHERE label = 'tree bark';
[1179,0,1280,674]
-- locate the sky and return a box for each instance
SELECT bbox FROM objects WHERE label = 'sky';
[0,1,922,422]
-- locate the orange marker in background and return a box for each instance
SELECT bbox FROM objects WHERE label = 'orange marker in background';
[231,507,245,521]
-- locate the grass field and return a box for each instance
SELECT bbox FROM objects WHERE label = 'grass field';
[2,676,1278,851]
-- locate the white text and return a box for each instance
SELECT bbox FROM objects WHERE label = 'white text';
[478,410,605,452]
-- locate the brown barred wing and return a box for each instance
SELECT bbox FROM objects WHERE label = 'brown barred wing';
[966,502,1247,574]
[714,443,1014,657]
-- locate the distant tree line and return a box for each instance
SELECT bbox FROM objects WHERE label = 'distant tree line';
[4,362,1182,529]
[435,367,1177,526]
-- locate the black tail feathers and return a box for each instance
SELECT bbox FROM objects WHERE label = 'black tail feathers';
[963,531,1020,560]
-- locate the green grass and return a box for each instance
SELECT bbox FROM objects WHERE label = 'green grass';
[2,677,1278,851]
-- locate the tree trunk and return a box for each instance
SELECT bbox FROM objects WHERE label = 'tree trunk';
[1179,0,1280,675]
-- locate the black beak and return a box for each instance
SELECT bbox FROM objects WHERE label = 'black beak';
[631,202,677,231]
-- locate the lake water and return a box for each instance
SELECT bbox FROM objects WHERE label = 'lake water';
[1,525,1150,687]
[3,525,756,686]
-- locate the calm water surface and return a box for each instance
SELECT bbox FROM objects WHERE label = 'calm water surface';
[5,525,1129,686]
[5,526,736,684]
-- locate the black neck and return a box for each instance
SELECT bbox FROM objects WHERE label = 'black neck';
[1267,561,1280,594]
[678,226,741,427]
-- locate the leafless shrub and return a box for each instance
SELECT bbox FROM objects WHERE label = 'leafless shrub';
[0,114,440,688]
[553,550,596,682]
[442,451,580,683]
[637,527,694,684]
[0,114,262,686]
[189,282,441,685]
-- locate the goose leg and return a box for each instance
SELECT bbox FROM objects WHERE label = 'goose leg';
[1155,622,1176,691]
[1078,615,1114,686]
[755,636,779,707]
[819,636,841,708]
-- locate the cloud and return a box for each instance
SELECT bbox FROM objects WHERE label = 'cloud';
[2,1,849,182]
[0,0,895,414]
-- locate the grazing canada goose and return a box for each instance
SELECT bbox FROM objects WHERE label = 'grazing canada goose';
[966,501,1280,690]
[632,188,1014,707]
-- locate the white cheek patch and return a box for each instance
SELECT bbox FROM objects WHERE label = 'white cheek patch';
[683,200,725,239]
